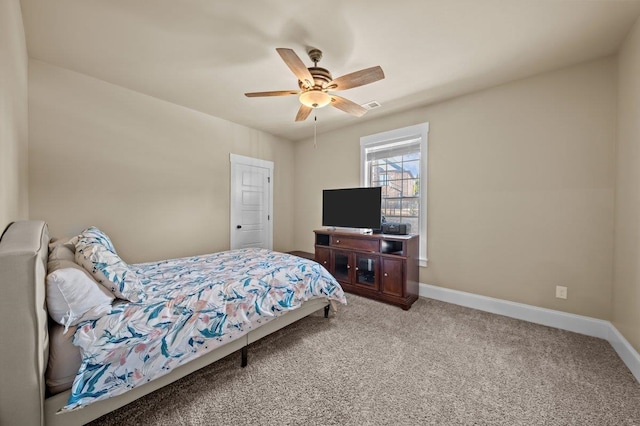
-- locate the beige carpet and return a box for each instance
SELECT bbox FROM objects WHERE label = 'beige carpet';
[89,294,640,425]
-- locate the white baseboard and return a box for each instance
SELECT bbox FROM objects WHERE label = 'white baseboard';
[419,282,640,383]
[607,324,640,382]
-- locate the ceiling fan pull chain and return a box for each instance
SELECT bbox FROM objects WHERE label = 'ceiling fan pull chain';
[314,115,318,149]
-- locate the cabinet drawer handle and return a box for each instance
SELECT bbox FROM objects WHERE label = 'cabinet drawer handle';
[336,239,340,243]
[384,273,388,277]
[355,267,359,271]
[347,265,350,269]
[323,261,327,264]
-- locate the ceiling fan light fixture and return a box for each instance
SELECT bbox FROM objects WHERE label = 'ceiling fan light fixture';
[299,90,331,108]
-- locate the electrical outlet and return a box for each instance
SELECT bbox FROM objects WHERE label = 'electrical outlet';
[556,285,568,299]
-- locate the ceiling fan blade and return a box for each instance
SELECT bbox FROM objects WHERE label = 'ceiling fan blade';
[276,48,315,89]
[330,95,367,117]
[295,104,313,122]
[245,90,299,97]
[327,66,385,91]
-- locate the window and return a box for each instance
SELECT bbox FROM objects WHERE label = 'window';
[361,123,429,266]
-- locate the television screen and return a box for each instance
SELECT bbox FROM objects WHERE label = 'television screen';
[322,187,382,230]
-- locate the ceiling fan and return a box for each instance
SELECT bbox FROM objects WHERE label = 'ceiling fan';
[245,48,385,122]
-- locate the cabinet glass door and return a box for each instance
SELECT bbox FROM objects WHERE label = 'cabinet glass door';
[332,251,351,283]
[355,254,378,290]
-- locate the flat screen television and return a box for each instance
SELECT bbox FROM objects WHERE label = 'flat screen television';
[322,187,382,230]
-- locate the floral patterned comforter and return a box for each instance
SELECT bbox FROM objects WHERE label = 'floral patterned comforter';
[64,248,346,411]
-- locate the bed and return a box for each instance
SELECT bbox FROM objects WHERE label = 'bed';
[0,220,345,425]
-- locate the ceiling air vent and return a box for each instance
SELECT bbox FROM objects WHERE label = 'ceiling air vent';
[361,100,382,110]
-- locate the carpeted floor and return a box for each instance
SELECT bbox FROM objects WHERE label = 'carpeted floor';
[89,294,640,425]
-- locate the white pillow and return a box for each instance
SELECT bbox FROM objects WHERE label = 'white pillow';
[46,265,114,332]
[75,228,146,303]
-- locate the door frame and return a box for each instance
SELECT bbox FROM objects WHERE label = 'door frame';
[229,153,274,250]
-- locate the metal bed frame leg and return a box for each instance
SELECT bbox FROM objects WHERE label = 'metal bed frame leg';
[241,302,331,367]
[241,346,248,368]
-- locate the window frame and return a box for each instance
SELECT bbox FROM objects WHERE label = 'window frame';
[360,122,429,266]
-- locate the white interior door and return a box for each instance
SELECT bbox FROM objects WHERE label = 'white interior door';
[230,154,273,250]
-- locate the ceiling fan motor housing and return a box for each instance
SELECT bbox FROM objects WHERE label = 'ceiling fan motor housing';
[298,67,332,90]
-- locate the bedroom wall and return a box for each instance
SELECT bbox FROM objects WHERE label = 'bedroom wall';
[294,57,617,320]
[28,60,295,263]
[0,0,29,233]
[613,16,640,352]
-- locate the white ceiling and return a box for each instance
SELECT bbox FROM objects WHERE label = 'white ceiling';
[20,0,640,142]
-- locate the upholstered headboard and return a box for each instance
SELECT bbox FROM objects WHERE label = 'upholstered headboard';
[0,220,50,426]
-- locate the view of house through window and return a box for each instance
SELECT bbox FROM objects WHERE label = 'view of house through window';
[365,139,421,233]
[361,122,429,265]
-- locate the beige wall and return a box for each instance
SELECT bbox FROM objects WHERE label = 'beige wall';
[0,0,29,233]
[295,57,617,320]
[28,60,295,263]
[15,12,640,349]
[613,17,640,351]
